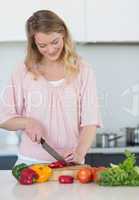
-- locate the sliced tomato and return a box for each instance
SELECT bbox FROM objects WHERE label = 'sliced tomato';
[48,161,77,168]
[48,160,67,168]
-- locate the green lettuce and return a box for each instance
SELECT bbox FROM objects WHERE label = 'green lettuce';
[99,150,139,186]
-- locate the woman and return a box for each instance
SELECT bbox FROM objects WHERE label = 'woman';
[0,10,102,165]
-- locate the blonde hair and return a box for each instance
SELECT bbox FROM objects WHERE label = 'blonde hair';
[25,10,79,80]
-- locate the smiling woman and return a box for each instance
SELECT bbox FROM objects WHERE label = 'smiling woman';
[0,10,102,165]
[25,10,79,81]
[34,32,64,60]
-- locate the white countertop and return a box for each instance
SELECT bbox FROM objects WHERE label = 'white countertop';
[1,170,139,200]
[1,143,139,156]
[88,146,139,154]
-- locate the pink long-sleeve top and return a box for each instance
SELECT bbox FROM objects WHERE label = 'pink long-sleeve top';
[0,58,102,162]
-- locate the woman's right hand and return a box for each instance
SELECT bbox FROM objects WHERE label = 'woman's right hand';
[24,117,46,143]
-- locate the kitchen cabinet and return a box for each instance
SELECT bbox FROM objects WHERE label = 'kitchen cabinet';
[0,0,46,41]
[45,0,85,42]
[1,0,138,42]
[85,0,139,42]
[85,153,139,167]
[0,0,85,42]
[0,155,17,170]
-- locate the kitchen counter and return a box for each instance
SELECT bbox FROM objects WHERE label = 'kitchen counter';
[1,143,139,156]
[88,146,139,154]
[1,170,139,200]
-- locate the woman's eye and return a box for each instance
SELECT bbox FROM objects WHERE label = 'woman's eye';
[53,41,58,45]
[39,45,46,48]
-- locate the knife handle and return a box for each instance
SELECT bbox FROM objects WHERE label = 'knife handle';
[40,138,45,144]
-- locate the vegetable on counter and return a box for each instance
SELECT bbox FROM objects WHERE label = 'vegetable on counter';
[30,164,52,183]
[19,168,38,185]
[77,167,92,183]
[58,175,74,184]
[12,163,52,184]
[48,160,67,168]
[99,150,139,186]
[48,160,76,168]
[92,167,107,183]
[12,163,28,180]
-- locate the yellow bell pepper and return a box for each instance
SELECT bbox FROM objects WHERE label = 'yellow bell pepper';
[30,164,52,183]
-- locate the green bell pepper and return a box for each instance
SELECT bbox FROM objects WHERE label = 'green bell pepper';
[12,163,28,180]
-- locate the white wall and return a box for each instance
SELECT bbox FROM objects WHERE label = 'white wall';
[0,42,139,141]
[77,44,139,132]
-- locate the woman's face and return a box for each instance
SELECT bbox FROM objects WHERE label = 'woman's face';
[34,32,64,62]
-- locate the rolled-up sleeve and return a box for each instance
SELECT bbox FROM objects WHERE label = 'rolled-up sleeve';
[0,65,25,124]
[80,65,102,128]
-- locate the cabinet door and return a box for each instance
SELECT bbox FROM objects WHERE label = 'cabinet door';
[0,155,17,170]
[0,0,85,42]
[45,0,85,42]
[0,0,47,41]
[85,153,139,167]
[86,0,139,42]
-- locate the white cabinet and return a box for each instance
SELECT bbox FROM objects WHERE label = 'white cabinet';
[85,0,139,42]
[0,0,46,41]
[44,0,85,42]
[0,0,85,42]
[0,0,139,42]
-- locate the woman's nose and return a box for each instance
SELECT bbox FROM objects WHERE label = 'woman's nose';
[47,46,55,54]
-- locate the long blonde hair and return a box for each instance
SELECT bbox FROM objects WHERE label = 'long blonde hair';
[25,10,79,80]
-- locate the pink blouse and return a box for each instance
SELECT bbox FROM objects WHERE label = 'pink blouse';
[0,58,102,161]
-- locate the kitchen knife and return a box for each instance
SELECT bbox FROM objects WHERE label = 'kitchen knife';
[40,138,66,162]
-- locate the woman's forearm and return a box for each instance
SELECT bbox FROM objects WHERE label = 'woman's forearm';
[0,117,28,131]
[75,125,97,161]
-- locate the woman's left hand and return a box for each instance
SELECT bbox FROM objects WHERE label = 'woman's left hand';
[64,152,74,162]
[64,151,83,164]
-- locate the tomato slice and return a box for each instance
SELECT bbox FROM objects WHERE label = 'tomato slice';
[48,161,77,168]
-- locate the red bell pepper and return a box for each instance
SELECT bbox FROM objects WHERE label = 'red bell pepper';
[19,168,38,185]
[48,160,76,168]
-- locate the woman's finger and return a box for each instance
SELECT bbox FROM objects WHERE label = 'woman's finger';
[32,134,36,142]
[65,154,74,162]
[36,134,41,144]
[64,152,73,159]
[65,153,73,158]
[65,157,74,162]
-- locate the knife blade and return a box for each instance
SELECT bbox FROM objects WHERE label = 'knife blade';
[40,138,66,161]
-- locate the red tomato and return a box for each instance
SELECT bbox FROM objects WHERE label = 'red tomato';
[77,167,92,183]
[93,167,107,183]
[91,167,98,181]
